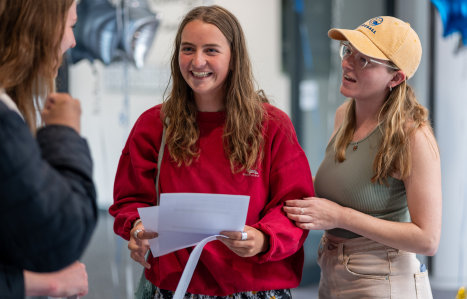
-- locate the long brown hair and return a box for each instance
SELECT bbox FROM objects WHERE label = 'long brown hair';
[334,78,436,184]
[162,5,268,172]
[0,0,74,131]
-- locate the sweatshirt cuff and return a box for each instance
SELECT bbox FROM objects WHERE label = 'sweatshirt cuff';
[250,223,276,263]
[123,214,141,240]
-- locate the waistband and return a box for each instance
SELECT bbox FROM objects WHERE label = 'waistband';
[319,234,416,265]
[326,228,362,239]
[321,234,399,255]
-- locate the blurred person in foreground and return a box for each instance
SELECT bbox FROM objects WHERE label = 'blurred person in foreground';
[0,0,97,298]
[284,17,440,298]
[110,5,313,299]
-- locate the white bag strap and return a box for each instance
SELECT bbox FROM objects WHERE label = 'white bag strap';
[155,117,169,206]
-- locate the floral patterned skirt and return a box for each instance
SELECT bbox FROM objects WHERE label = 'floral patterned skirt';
[153,287,292,299]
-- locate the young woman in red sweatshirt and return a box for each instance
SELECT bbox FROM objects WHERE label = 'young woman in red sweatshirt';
[109,5,314,299]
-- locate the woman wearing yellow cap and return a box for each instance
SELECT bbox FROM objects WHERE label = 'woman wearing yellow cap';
[284,17,439,298]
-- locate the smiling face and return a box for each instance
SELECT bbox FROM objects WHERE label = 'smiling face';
[179,20,231,110]
[60,1,77,55]
[340,47,400,102]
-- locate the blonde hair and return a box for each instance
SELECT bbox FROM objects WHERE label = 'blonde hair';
[0,0,74,131]
[334,79,436,184]
[162,5,268,173]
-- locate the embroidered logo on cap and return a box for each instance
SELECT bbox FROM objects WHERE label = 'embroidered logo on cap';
[368,17,383,26]
[361,17,383,35]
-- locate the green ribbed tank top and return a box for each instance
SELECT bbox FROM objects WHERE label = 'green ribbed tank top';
[314,126,409,239]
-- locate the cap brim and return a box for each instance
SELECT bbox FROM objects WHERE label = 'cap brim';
[328,28,389,61]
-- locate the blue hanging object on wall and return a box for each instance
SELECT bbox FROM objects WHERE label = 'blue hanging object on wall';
[70,0,161,68]
[431,0,467,45]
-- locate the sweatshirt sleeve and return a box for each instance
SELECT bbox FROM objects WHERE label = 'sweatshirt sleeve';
[0,105,97,273]
[250,107,314,263]
[109,107,163,240]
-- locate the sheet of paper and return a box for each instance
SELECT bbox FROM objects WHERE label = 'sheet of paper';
[138,193,250,257]
[137,193,250,297]
[139,206,213,257]
[159,193,249,235]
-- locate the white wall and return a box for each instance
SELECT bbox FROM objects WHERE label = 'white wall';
[395,1,467,289]
[430,11,467,290]
[70,0,289,208]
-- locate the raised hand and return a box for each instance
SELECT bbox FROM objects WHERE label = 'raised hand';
[41,92,81,134]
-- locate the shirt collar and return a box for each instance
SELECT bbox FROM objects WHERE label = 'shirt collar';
[0,88,24,120]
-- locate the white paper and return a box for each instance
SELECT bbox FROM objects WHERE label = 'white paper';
[137,193,250,298]
[138,193,249,258]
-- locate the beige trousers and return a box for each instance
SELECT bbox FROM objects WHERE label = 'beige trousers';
[317,235,433,299]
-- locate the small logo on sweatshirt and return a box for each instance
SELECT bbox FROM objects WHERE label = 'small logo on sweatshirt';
[243,170,259,178]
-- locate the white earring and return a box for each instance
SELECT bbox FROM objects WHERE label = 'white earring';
[389,85,392,92]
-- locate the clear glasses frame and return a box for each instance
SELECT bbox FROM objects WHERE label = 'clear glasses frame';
[339,42,398,70]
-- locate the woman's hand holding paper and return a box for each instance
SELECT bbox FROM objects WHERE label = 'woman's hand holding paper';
[129,222,158,269]
[217,225,270,257]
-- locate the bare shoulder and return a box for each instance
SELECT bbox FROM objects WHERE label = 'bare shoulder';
[410,124,439,161]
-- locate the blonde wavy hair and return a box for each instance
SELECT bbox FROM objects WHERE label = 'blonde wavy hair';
[0,0,74,131]
[334,75,436,184]
[162,5,268,173]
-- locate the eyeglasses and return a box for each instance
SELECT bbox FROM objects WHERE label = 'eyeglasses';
[339,42,398,70]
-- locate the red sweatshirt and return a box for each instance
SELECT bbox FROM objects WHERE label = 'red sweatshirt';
[109,103,314,296]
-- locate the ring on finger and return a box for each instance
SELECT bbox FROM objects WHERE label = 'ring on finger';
[134,229,143,240]
[300,208,305,215]
[241,231,248,241]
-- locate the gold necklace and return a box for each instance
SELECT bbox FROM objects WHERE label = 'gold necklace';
[352,124,379,151]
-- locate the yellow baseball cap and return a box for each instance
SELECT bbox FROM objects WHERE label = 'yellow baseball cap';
[328,16,422,79]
